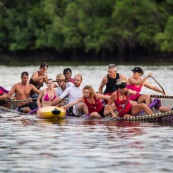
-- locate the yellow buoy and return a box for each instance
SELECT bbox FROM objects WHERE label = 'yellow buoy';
[37,106,66,119]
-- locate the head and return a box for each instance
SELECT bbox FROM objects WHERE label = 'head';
[108,64,117,78]
[117,80,127,93]
[83,85,95,98]
[74,74,82,87]
[131,67,144,76]
[63,68,72,80]
[21,71,29,84]
[56,74,66,87]
[39,62,48,74]
[47,79,54,88]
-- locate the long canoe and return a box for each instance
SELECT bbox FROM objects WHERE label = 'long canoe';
[1,94,173,122]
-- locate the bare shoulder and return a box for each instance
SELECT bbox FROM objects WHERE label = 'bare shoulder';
[31,71,38,77]
[29,83,37,89]
[102,75,108,83]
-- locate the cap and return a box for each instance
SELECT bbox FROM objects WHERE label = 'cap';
[56,74,65,81]
[131,67,144,75]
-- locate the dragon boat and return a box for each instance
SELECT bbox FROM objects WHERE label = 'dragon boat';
[1,93,173,122]
[108,94,173,122]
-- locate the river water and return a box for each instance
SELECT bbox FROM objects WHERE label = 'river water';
[0,65,173,173]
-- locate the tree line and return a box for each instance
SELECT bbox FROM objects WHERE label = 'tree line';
[0,0,173,62]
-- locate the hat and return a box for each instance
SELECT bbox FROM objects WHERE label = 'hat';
[131,67,144,75]
[56,74,65,81]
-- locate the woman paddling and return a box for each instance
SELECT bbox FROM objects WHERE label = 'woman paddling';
[108,80,154,118]
[127,67,166,105]
[63,85,116,118]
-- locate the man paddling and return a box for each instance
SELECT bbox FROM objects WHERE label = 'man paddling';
[50,74,88,116]
[7,71,40,113]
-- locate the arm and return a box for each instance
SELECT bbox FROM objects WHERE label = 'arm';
[37,90,44,108]
[31,84,41,94]
[95,93,110,100]
[128,72,152,85]
[62,97,83,110]
[31,71,48,83]
[119,74,128,82]
[98,76,107,94]
[144,81,165,94]
[6,84,16,99]
[50,87,70,106]
[126,89,139,95]
[0,93,7,100]
[108,92,117,117]
[50,96,61,106]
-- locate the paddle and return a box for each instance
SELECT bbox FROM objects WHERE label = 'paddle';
[151,76,165,95]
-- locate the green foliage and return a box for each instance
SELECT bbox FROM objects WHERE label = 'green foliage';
[1,0,173,53]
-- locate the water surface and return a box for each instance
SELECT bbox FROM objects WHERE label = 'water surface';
[0,65,173,173]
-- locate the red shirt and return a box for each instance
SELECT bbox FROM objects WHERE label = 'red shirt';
[114,91,132,117]
[84,96,103,114]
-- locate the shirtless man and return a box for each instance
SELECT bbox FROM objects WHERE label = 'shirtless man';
[99,64,127,97]
[50,74,88,116]
[29,62,48,98]
[7,71,40,113]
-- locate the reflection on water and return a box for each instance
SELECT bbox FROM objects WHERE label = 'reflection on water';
[1,65,173,172]
[0,112,173,173]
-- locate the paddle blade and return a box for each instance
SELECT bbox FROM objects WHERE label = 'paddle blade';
[52,108,61,115]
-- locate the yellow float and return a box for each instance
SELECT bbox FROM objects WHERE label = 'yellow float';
[37,106,66,119]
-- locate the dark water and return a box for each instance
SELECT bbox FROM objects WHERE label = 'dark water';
[1,65,173,172]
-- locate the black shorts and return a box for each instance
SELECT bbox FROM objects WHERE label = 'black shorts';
[66,106,75,116]
[134,94,141,102]
[18,102,38,112]
[98,106,105,118]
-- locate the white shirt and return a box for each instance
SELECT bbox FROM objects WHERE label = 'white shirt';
[56,82,74,96]
[59,84,83,103]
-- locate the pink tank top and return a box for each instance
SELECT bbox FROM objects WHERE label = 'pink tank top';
[43,89,56,101]
[84,96,103,114]
[114,91,132,117]
[127,84,142,101]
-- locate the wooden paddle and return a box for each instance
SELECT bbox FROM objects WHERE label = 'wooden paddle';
[150,76,165,95]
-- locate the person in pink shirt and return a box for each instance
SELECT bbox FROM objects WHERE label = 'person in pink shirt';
[127,67,165,105]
